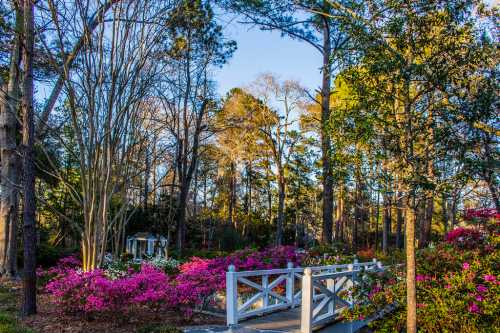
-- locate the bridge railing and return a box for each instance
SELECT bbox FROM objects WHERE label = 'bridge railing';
[300,261,384,333]
[225,258,381,326]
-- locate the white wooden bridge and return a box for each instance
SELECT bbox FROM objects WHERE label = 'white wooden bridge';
[224,259,384,333]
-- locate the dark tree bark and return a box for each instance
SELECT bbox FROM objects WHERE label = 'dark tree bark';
[21,0,37,316]
[481,134,499,210]
[320,19,333,245]
[276,173,285,246]
[396,191,404,249]
[0,0,23,278]
[175,101,207,253]
[382,193,391,254]
[442,193,449,234]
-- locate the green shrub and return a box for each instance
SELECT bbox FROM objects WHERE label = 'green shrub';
[35,243,79,268]
[0,313,35,333]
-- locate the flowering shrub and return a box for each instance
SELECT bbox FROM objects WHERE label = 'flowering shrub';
[172,246,303,308]
[37,255,81,286]
[45,263,172,315]
[148,256,180,274]
[43,246,303,317]
[465,208,500,221]
[445,227,484,249]
[343,232,500,332]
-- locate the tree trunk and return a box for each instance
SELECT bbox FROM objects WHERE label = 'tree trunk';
[21,0,37,316]
[0,2,23,278]
[442,193,448,235]
[143,148,150,209]
[276,173,285,246]
[482,137,499,210]
[320,20,333,245]
[405,195,416,333]
[396,191,404,249]
[382,193,391,254]
[228,162,236,227]
[175,101,207,253]
[374,189,380,251]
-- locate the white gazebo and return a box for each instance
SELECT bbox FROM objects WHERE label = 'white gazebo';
[126,232,168,260]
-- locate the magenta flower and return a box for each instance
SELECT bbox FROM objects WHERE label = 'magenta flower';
[468,302,480,314]
[445,284,452,289]
[476,284,488,293]
[462,262,470,270]
[475,294,484,302]
[484,274,496,283]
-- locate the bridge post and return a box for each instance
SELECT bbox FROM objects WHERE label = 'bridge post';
[347,263,354,309]
[326,275,335,316]
[300,268,313,333]
[226,265,238,326]
[262,274,269,308]
[287,262,295,307]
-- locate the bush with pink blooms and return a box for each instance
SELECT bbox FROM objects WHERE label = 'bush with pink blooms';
[45,263,172,315]
[41,246,303,318]
[445,227,484,249]
[343,226,500,332]
[464,208,500,221]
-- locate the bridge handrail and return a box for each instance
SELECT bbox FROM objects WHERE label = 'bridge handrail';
[300,261,384,333]
[226,258,382,326]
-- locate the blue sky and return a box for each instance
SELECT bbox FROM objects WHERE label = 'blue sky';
[214,20,322,97]
[214,0,499,97]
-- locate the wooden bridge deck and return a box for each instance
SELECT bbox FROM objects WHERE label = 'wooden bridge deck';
[183,308,369,333]
[241,307,369,333]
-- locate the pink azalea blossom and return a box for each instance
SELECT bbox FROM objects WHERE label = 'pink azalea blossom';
[484,274,496,283]
[468,302,480,314]
[476,284,488,293]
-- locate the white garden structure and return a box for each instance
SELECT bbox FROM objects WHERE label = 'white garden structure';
[125,232,168,260]
[226,259,383,333]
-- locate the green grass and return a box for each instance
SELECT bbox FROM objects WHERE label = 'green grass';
[0,284,35,333]
[0,312,35,333]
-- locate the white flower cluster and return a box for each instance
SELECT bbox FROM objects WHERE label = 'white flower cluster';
[146,256,180,271]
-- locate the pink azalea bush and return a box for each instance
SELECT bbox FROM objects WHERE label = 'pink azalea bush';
[45,263,172,315]
[343,226,500,332]
[445,227,483,249]
[150,245,302,309]
[42,246,303,317]
[464,208,500,221]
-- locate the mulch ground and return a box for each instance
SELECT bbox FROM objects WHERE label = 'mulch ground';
[0,278,224,333]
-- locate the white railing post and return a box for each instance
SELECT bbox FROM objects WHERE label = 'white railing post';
[263,274,269,308]
[300,268,313,333]
[347,263,354,308]
[226,265,238,326]
[287,262,295,307]
[326,276,335,316]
